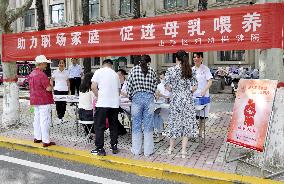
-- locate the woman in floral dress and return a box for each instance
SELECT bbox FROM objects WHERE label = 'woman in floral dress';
[164,50,198,158]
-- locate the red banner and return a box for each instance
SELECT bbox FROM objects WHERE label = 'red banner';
[227,79,278,152]
[2,3,284,62]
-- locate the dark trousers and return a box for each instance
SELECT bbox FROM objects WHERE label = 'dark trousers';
[69,77,81,95]
[54,90,68,119]
[95,107,118,149]
[78,108,95,135]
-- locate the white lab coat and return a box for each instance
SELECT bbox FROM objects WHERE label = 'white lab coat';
[192,64,213,117]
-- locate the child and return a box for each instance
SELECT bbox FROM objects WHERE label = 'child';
[78,72,95,139]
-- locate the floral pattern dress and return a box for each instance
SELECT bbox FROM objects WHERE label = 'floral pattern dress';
[164,65,198,138]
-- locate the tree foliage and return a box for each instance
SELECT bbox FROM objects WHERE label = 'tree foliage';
[0,0,34,33]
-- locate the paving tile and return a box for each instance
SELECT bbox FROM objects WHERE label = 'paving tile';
[0,98,238,174]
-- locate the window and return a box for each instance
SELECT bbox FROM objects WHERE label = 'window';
[50,4,64,24]
[91,57,100,66]
[24,9,35,28]
[89,0,100,19]
[120,0,134,15]
[165,53,177,63]
[217,50,245,61]
[50,59,59,67]
[164,0,188,9]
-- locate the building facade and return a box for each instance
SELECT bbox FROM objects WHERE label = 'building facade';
[5,0,264,71]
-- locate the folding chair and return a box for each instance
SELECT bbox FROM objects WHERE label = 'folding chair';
[119,108,131,132]
[77,120,94,144]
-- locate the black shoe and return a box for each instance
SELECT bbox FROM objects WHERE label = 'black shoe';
[91,148,106,156]
[110,144,118,154]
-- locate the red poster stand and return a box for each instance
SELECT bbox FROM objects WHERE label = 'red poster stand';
[224,79,283,179]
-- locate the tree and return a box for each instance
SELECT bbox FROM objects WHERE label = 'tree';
[35,0,45,30]
[131,0,141,65]
[133,0,140,19]
[82,0,92,74]
[35,0,51,77]
[198,0,208,11]
[0,0,34,128]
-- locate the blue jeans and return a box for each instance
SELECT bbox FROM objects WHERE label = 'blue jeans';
[153,108,163,134]
[131,92,155,156]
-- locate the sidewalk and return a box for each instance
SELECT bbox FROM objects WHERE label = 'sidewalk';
[0,86,283,184]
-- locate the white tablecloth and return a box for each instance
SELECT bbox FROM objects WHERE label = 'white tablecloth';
[54,95,207,112]
[53,95,79,103]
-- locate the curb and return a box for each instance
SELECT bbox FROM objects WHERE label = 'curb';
[0,136,281,184]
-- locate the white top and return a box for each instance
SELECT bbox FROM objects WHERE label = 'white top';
[121,81,127,95]
[52,69,69,91]
[156,81,171,103]
[68,64,82,78]
[78,91,95,110]
[91,67,120,108]
[192,64,213,97]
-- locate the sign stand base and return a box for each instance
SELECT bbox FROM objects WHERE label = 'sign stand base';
[265,170,284,179]
[224,143,252,163]
[224,143,284,179]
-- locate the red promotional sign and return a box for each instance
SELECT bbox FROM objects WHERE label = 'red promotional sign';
[2,3,284,62]
[227,79,278,152]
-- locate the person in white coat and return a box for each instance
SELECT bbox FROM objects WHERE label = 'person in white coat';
[192,52,213,136]
[51,59,70,123]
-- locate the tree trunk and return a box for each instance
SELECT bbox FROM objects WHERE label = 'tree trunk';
[36,0,51,77]
[35,0,45,30]
[133,0,140,19]
[1,27,19,128]
[2,62,20,128]
[82,0,91,74]
[130,0,141,65]
[0,0,34,128]
[82,0,90,25]
[198,0,208,11]
[252,49,284,169]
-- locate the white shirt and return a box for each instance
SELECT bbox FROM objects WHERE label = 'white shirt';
[91,67,120,108]
[192,64,213,97]
[78,91,95,110]
[156,81,171,103]
[68,64,82,78]
[121,81,127,95]
[52,69,69,91]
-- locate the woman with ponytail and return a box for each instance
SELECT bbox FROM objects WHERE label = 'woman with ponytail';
[127,55,157,156]
[164,50,198,158]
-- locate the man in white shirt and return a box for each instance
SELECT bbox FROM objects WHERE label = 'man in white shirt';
[68,58,82,96]
[91,59,120,156]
